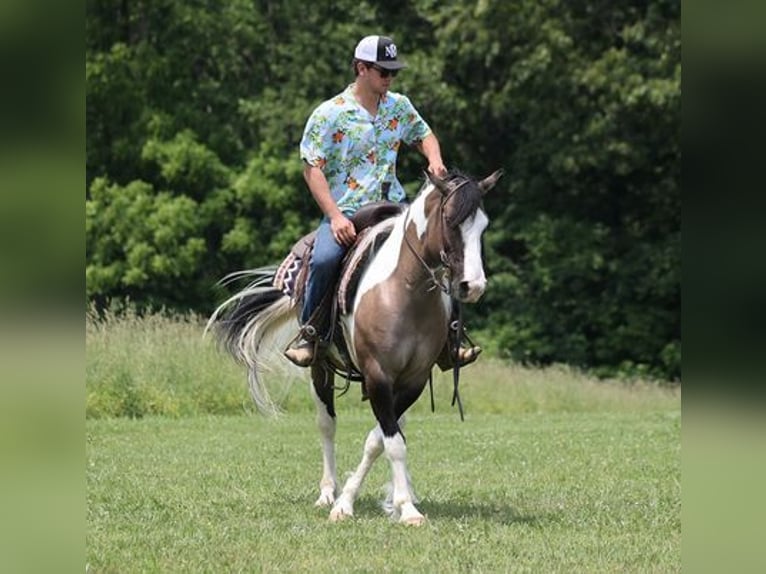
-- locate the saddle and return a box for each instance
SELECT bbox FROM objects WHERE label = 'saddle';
[273,201,405,370]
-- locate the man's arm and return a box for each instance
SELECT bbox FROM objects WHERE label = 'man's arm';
[415,132,447,177]
[303,163,356,246]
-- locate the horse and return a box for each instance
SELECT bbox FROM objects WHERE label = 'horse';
[207,168,503,525]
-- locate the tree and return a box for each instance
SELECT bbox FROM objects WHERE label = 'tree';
[86,0,681,379]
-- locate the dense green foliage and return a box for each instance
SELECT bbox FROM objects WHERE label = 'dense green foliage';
[86,0,680,379]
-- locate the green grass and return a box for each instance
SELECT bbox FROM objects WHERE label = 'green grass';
[86,310,680,572]
[86,308,678,419]
[87,409,680,572]
[86,307,251,418]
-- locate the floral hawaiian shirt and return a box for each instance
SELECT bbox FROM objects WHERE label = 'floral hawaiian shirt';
[300,84,432,214]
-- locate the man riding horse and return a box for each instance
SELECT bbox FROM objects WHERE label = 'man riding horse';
[284,34,482,369]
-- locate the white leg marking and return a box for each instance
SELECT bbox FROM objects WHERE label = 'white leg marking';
[384,433,426,526]
[311,386,337,507]
[329,426,384,522]
[381,415,418,515]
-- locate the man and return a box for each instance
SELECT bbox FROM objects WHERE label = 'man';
[285,34,481,368]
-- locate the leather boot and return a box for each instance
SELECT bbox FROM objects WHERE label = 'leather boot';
[436,342,483,371]
[284,341,315,367]
[456,345,482,367]
[284,325,318,367]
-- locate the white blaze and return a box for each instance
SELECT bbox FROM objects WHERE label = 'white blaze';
[459,208,488,300]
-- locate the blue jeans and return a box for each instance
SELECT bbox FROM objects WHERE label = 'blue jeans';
[301,219,348,339]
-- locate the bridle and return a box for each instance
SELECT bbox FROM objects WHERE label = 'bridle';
[402,177,473,295]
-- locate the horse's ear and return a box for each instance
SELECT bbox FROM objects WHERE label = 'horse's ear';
[478,169,504,195]
[425,170,449,195]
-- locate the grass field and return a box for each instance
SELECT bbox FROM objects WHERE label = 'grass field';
[86,311,681,572]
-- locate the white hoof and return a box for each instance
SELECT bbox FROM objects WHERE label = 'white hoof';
[315,490,335,508]
[401,514,427,527]
[399,502,425,526]
[329,497,354,522]
[329,507,353,522]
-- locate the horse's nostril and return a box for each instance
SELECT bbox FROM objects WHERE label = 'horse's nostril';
[459,281,469,297]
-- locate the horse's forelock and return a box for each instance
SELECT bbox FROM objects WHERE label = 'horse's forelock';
[442,171,483,227]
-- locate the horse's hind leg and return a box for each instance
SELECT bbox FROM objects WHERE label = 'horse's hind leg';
[310,364,337,507]
[329,424,384,521]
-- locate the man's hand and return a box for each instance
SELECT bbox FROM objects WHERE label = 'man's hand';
[428,161,447,178]
[330,213,356,247]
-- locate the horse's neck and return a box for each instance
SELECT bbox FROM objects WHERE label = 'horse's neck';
[399,191,443,271]
[377,208,441,287]
[355,187,441,296]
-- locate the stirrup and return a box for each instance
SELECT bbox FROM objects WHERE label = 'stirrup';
[285,324,318,349]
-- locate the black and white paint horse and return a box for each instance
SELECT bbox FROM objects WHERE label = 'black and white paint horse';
[208,169,502,525]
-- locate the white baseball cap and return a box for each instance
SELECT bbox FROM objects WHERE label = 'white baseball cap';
[354,35,407,70]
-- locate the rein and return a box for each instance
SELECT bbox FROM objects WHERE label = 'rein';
[402,231,447,293]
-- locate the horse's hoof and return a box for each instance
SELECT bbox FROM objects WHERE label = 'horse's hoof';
[401,514,427,527]
[329,497,354,522]
[398,502,426,526]
[329,508,353,522]
[315,492,335,508]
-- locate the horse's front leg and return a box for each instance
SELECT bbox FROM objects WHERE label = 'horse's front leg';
[329,424,385,521]
[383,432,425,525]
[368,371,426,526]
[381,415,419,515]
[311,365,337,507]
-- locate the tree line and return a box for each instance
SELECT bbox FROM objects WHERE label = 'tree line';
[86,0,680,380]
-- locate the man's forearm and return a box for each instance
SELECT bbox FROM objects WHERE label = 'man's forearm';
[304,164,343,220]
[417,133,447,176]
[418,133,442,162]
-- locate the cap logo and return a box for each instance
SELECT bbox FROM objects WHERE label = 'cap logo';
[384,43,397,59]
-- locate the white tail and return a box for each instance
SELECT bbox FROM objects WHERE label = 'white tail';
[206,269,303,414]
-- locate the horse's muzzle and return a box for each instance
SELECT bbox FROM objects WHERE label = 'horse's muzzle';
[457,280,486,303]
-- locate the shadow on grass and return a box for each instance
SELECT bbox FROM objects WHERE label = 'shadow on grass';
[351,496,547,526]
[419,499,545,525]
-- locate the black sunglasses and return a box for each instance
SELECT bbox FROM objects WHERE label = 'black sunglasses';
[369,64,399,78]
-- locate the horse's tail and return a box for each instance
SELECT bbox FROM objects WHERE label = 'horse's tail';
[205,266,300,415]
